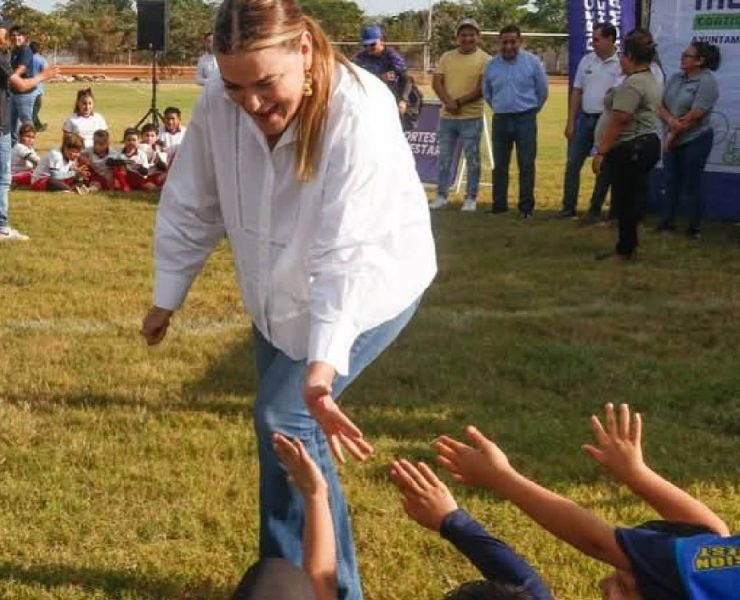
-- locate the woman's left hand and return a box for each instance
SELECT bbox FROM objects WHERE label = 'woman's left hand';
[592,154,604,175]
[303,362,374,463]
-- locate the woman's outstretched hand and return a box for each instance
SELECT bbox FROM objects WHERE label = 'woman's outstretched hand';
[303,362,374,464]
[141,306,174,346]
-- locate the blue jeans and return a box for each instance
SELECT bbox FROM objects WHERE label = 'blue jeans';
[252,300,420,600]
[492,110,538,213]
[0,131,10,229]
[661,129,714,231]
[11,91,38,145]
[437,117,483,200]
[561,113,610,214]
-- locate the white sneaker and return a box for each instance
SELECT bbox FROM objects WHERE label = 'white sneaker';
[461,198,477,212]
[0,226,29,241]
[429,197,449,210]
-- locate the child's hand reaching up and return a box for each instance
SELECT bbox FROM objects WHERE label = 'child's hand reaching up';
[390,460,458,532]
[434,426,516,491]
[273,433,328,499]
[582,403,646,485]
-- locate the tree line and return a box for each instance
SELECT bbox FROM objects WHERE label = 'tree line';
[0,0,565,65]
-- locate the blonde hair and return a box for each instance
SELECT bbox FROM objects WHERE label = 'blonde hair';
[214,0,355,181]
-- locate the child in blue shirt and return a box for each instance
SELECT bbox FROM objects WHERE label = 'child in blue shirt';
[432,403,738,600]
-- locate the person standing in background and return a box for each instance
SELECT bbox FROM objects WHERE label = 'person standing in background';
[9,25,38,145]
[483,24,548,218]
[557,23,620,221]
[354,24,411,120]
[29,41,47,132]
[195,32,219,86]
[429,18,490,213]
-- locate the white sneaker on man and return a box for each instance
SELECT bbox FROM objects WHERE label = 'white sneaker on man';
[0,226,29,241]
[429,197,449,210]
[461,198,477,212]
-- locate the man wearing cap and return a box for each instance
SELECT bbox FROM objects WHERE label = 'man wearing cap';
[555,22,620,220]
[429,18,490,213]
[483,24,548,218]
[354,24,411,117]
[0,18,57,241]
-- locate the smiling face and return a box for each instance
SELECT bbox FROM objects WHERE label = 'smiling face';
[142,130,158,146]
[500,32,521,61]
[217,32,312,142]
[77,95,94,117]
[600,570,642,600]
[457,27,480,54]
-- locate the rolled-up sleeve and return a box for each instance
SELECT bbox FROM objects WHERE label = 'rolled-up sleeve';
[307,108,399,375]
[153,90,225,310]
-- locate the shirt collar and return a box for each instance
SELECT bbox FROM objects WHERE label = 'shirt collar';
[602,51,619,64]
[682,70,702,82]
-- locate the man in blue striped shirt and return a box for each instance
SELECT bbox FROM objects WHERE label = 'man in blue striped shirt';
[483,24,548,217]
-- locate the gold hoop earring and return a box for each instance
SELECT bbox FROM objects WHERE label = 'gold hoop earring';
[303,70,313,97]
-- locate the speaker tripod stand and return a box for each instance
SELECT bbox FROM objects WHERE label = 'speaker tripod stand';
[135,46,165,129]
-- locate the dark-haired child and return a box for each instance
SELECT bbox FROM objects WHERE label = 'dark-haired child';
[158,106,187,164]
[121,127,158,192]
[31,132,90,193]
[432,404,739,600]
[62,88,108,149]
[86,129,130,192]
[11,122,40,187]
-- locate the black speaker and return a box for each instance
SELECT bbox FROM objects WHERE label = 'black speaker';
[137,0,168,51]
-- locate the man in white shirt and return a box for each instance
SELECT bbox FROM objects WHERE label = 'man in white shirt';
[557,22,620,220]
[195,32,219,86]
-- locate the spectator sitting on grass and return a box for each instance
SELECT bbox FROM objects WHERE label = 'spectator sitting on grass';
[63,88,109,149]
[31,131,90,193]
[10,121,39,187]
[432,403,738,600]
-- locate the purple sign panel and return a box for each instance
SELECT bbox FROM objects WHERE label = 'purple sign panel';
[568,0,637,85]
[406,101,464,185]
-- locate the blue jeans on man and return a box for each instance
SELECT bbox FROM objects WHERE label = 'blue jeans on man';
[0,131,11,229]
[251,300,420,600]
[562,112,610,216]
[492,110,537,214]
[437,117,483,201]
[660,129,714,232]
[11,90,38,145]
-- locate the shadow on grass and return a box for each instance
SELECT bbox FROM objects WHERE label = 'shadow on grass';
[0,560,233,600]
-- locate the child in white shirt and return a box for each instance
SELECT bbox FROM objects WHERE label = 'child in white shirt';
[11,122,40,187]
[32,132,91,193]
[85,129,130,192]
[158,106,187,164]
[121,127,158,192]
[62,88,109,149]
[140,122,168,186]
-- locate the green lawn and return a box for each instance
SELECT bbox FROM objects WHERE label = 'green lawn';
[1,82,739,600]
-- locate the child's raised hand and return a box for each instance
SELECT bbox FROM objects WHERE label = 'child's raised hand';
[273,433,328,499]
[390,460,458,532]
[434,426,514,490]
[582,403,646,483]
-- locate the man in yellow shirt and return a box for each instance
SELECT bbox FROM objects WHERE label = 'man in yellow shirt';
[430,18,491,212]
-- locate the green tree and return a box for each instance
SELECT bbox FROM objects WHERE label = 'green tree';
[301,0,364,41]
[55,0,136,62]
[161,0,218,65]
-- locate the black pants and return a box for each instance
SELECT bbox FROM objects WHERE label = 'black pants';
[603,134,660,256]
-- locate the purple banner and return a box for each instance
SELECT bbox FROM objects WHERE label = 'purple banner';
[405,101,463,185]
[568,0,638,86]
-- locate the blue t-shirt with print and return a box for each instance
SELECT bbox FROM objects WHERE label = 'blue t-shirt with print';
[617,523,740,600]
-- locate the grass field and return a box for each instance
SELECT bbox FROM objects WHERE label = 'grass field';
[1,82,739,600]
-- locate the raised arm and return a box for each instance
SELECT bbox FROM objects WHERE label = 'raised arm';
[9,64,58,93]
[435,426,630,569]
[583,403,730,536]
[274,434,337,600]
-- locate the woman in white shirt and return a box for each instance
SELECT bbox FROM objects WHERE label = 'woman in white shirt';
[62,88,108,149]
[140,1,436,598]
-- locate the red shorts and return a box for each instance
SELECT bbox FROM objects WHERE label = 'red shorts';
[12,171,33,186]
[30,176,76,191]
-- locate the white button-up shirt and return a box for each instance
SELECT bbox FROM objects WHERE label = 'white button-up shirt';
[573,51,621,114]
[154,65,437,375]
[195,53,220,86]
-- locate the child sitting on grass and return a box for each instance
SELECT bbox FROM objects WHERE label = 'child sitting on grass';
[390,459,554,599]
[139,122,168,186]
[86,129,129,192]
[31,132,91,193]
[120,127,158,192]
[11,122,40,187]
[158,106,187,164]
[431,403,738,600]
[230,432,336,600]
